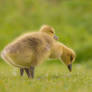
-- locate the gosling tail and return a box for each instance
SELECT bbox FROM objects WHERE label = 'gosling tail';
[1,49,21,67]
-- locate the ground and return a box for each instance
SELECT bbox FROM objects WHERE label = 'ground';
[0,60,92,92]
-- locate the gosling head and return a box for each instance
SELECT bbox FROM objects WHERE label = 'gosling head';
[61,48,76,72]
[40,25,58,40]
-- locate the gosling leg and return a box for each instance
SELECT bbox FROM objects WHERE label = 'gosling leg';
[20,67,35,79]
[30,66,35,78]
[25,68,31,78]
[20,68,24,76]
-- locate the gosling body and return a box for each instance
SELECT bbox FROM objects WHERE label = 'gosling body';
[1,25,57,78]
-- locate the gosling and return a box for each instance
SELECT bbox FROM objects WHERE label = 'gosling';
[1,25,58,78]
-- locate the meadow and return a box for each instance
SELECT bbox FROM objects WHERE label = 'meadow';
[0,0,92,92]
[0,61,92,92]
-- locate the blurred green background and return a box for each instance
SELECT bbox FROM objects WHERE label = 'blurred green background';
[0,0,92,92]
[0,0,92,63]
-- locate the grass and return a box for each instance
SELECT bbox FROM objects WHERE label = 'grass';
[0,60,92,92]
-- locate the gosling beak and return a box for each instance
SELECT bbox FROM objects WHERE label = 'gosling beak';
[54,35,58,40]
[68,64,72,72]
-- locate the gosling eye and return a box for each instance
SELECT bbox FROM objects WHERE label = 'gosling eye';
[49,30,54,34]
[70,55,73,62]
